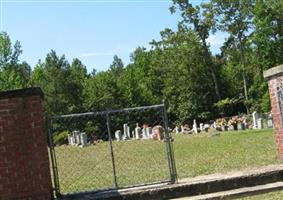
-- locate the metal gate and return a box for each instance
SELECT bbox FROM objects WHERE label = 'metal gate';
[48,103,177,197]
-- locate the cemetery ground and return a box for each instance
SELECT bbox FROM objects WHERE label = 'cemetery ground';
[54,128,279,194]
[239,190,283,199]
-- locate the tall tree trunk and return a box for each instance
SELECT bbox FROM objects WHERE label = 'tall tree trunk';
[242,71,249,114]
[210,67,221,101]
[239,36,249,113]
[242,72,248,101]
[202,40,221,101]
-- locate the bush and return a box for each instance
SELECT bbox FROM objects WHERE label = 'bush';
[53,131,70,146]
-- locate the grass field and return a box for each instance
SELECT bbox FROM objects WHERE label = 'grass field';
[239,190,283,199]
[52,128,279,194]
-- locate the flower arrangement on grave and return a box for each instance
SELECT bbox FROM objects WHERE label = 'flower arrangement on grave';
[237,115,247,130]
[228,116,238,126]
[237,115,246,124]
[216,118,227,127]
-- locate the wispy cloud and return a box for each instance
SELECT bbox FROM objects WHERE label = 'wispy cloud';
[80,45,134,58]
[206,33,226,46]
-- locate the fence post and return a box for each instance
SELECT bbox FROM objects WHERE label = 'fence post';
[162,100,178,183]
[106,113,118,188]
[48,117,61,198]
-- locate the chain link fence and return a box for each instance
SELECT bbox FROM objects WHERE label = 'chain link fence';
[48,104,177,197]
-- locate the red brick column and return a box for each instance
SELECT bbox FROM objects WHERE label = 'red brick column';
[0,88,52,200]
[264,65,283,161]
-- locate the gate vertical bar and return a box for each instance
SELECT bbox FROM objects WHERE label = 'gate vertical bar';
[106,113,118,188]
[47,117,61,198]
[162,100,177,183]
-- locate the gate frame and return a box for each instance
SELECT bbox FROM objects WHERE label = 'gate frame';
[48,102,177,197]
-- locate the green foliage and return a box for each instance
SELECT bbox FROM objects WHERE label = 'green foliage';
[0,32,31,91]
[1,0,281,123]
[84,121,100,139]
[53,131,70,146]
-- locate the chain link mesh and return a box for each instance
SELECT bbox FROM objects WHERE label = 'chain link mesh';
[48,104,175,196]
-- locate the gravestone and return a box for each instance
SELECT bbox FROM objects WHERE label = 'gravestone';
[175,126,180,133]
[123,123,130,140]
[237,123,245,130]
[74,130,81,144]
[200,123,204,132]
[204,124,209,132]
[268,113,273,128]
[146,127,152,138]
[68,131,87,146]
[252,111,258,129]
[142,128,147,139]
[257,118,263,129]
[80,132,88,146]
[68,135,74,145]
[152,125,164,140]
[229,125,236,131]
[115,130,122,141]
[135,123,142,139]
[213,121,217,129]
[127,126,130,138]
[181,125,185,133]
[193,120,198,133]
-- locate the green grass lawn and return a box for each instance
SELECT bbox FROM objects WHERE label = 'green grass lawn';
[52,128,279,195]
[174,129,279,178]
[239,190,283,199]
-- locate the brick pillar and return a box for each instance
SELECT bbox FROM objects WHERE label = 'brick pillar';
[0,88,52,200]
[264,65,283,161]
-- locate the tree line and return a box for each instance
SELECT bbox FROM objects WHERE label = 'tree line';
[0,0,282,126]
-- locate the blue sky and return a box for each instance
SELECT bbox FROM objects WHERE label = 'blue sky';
[0,0,224,72]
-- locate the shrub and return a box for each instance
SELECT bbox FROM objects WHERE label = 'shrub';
[53,131,70,146]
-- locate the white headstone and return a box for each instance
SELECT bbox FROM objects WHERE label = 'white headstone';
[200,123,204,131]
[268,113,273,128]
[257,118,263,129]
[123,124,129,140]
[193,120,198,133]
[142,128,147,139]
[175,126,180,133]
[253,111,258,129]
[146,127,152,139]
[213,121,217,128]
[75,134,81,145]
[181,125,185,133]
[80,132,88,146]
[115,130,122,141]
[127,126,130,138]
[72,130,80,144]
[68,134,74,145]
[135,124,142,139]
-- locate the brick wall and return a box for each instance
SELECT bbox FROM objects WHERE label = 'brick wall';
[0,88,52,200]
[264,65,283,161]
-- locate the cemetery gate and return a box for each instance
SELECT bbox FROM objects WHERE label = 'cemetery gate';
[48,103,177,197]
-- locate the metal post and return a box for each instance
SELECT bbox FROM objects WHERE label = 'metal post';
[162,100,177,183]
[47,117,61,198]
[106,113,118,188]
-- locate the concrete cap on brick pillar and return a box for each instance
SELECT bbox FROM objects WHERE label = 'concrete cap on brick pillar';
[0,87,44,100]
[264,64,283,80]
